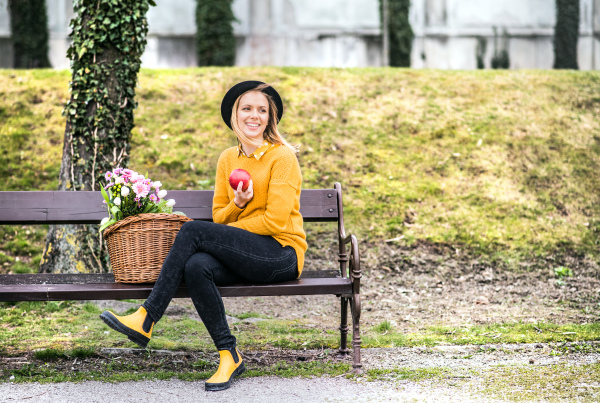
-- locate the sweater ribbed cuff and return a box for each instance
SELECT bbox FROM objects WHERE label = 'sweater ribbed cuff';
[222,199,244,222]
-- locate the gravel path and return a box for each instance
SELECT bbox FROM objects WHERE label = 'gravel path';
[0,377,484,403]
[2,343,599,402]
[362,343,600,370]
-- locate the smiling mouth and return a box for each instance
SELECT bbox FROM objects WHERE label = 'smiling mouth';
[246,123,260,128]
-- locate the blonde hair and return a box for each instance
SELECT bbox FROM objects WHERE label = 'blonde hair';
[231,83,298,153]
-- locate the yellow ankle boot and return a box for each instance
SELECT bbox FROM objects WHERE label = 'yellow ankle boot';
[205,347,245,391]
[100,306,154,348]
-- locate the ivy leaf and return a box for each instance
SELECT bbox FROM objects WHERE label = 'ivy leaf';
[148,0,157,6]
[78,46,87,59]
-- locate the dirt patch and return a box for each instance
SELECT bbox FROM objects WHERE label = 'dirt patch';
[217,242,600,332]
[55,242,600,334]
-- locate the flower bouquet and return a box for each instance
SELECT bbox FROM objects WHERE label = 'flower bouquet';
[99,168,192,283]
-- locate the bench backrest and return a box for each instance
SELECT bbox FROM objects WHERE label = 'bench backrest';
[0,187,342,225]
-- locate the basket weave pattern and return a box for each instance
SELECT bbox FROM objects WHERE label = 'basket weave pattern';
[103,213,193,283]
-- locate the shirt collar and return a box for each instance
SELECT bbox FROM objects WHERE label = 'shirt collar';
[237,141,275,161]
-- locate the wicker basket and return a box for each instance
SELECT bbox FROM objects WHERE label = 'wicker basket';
[103,213,193,283]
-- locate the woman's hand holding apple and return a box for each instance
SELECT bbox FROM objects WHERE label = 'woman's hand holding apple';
[233,179,253,208]
[230,169,253,209]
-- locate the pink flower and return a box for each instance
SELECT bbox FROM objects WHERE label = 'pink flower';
[122,169,133,182]
[149,194,158,203]
[131,174,146,184]
[132,181,150,198]
[113,167,124,175]
[105,171,113,181]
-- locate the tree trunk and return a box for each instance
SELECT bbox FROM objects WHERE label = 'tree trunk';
[40,0,152,273]
[554,0,580,69]
[196,0,236,66]
[386,0,414,68]
[8,0,51,68]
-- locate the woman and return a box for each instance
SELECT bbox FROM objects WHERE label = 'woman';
[100,81,307,391]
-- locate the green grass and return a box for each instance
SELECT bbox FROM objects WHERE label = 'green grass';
[357,363,600,401]
[479,363,600,402]
[1,301,599,357]
[361,322,600,348]
[1,68,600,272]
[3,360,351,384]
[230,311,268,320]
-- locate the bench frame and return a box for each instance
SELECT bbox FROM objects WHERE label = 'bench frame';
[0,183,362,372]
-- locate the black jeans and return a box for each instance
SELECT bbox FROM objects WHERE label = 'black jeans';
[142,220,298,350]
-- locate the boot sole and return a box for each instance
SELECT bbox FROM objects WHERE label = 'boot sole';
[100,311,149,349]
[205,362,246,391]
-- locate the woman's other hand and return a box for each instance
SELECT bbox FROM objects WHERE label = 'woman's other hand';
[234,179,253,209]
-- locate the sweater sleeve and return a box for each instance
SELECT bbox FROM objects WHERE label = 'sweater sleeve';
[212,150,244,224]
[227,151,300,236]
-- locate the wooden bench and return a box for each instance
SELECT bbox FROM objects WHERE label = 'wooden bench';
[0,183,362,372]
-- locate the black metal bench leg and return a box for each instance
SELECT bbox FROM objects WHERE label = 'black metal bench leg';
[338,296,350,357]
[350,294,362,373]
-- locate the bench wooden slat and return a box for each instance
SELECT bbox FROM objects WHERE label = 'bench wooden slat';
[0,270,340,285]
[0,189,338,224]
[0,277,352,302]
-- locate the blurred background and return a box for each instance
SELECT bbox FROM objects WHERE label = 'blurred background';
[0,0,598,70]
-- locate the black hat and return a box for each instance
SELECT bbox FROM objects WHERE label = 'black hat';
[220,81,283,130]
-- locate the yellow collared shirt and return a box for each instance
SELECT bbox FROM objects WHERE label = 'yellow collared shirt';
[237,140,276,161]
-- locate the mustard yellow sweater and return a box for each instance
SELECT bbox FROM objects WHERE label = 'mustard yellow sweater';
[212,144,307,276]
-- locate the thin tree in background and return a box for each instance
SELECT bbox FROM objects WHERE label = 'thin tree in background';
[379,0,415,67]
[40,0,154,273]
[196,0,237,66]
[554,0,580,69]
[380,0,414,67]
[8,0,51,68]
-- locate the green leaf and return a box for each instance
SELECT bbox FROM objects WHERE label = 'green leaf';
[100,185,110,204]
[140,203,153,214]
[99,218,117,232]
[78,46,87,59]
[148,0,157,6]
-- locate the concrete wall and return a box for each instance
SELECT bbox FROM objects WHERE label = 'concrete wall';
[36,0,381,69]
[232,0,381,67]
[411,0,600,70]
[0,0,598,70]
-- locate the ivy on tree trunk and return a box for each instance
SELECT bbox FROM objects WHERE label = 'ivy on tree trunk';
[40,0,154,274]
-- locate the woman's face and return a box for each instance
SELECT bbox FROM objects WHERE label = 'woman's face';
[236,91,269,141]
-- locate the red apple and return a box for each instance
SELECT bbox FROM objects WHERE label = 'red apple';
[229,169,251,191]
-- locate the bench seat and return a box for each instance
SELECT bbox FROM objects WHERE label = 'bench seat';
[0,270,351,301]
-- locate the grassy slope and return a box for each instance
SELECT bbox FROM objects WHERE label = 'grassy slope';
[1,67,600,271]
